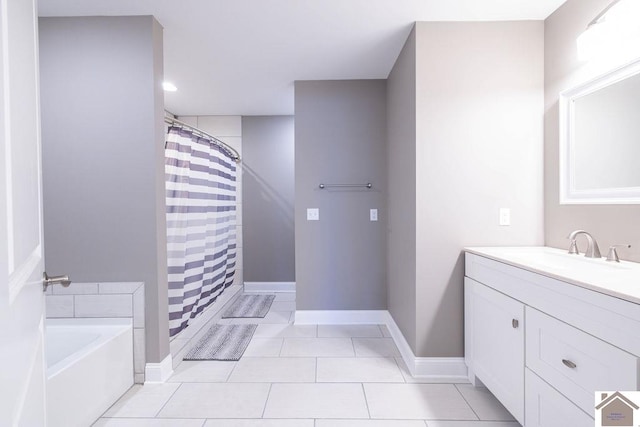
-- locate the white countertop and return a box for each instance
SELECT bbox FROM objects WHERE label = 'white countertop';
[465,246,640,305]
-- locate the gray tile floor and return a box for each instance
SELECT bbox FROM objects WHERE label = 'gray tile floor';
[94,293,521,427]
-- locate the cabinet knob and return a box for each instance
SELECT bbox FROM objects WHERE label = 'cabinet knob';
[562,359,577,369]
[512,319,519,329]
[42,272,71,292]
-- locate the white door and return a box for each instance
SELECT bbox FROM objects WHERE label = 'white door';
[0,0,48,425]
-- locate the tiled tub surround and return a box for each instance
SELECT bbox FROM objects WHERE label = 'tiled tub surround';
[45,282,145,383]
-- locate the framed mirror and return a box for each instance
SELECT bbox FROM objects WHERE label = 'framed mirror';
[559,58,640,204]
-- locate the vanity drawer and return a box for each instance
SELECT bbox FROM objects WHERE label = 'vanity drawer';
[526,307,639,416]
[525,368,593,427]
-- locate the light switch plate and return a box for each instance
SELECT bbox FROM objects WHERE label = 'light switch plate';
[499,208,511,226]
[307,208,319,221]
[370,209,378,221]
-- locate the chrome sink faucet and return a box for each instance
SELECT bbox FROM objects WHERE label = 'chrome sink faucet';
[567,230,602,258]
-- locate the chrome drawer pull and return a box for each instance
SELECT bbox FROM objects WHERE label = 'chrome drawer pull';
[562,359,577,369]
[512,319,519,329]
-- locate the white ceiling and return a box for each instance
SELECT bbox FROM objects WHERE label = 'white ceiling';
[38,0,567,116]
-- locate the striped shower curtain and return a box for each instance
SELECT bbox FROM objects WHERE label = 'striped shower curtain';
[165,126,237,337]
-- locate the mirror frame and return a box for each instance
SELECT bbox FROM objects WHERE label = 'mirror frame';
[559,57,640,204]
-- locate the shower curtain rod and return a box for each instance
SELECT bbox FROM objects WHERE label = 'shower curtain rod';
[164,112,241,163]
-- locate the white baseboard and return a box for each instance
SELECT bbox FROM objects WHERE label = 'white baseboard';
[382,311,415,369]
[144,354,174,383]
[412,357,468,382]
[294,310,389,325]
[293,309,468,382]
[244,282,295,293]
[384,311,468,382]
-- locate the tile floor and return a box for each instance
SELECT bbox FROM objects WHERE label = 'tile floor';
[94,293,521,427]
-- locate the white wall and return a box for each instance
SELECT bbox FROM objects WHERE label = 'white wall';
[413,21,544,357]
[385,21,545,358]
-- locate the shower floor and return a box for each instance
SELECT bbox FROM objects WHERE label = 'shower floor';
[94,292,518,426]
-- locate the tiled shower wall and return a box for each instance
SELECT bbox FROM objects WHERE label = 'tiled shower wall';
[45,282,146,383]
[180,115,244,287]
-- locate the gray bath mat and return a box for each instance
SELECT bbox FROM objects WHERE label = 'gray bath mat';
[222,294,275,318]
[184,324,257,361]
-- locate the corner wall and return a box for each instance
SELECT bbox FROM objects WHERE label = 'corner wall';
[413,21,544,357]
[295,80,387,310]
[544,0,640,262]
[386,27,417,351]
[39,16,169,363]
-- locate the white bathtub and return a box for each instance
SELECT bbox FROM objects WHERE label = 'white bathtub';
[45,318,133,427]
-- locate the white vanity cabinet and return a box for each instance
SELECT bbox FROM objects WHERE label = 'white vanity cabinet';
[465,249,640,427]
[465,277,525,424]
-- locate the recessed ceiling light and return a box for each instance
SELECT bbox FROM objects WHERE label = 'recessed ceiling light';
[162,81,177,92]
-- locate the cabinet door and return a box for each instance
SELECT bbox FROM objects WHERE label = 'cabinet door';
[465,277,524,424]
[525,368,594,427]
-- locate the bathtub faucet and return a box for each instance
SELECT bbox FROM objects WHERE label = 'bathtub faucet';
[567,230,602,258]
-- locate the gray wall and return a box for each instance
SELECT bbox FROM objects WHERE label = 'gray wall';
[39,16,169,363]
[295,80,387,310]
[544,0,640,262]
[410,22,544,357]
[242,116,295,282]
[386,27,417,351]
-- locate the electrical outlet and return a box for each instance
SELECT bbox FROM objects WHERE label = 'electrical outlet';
[307,208,319,221]
[370,209,378,221]
[499,208,511,226]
